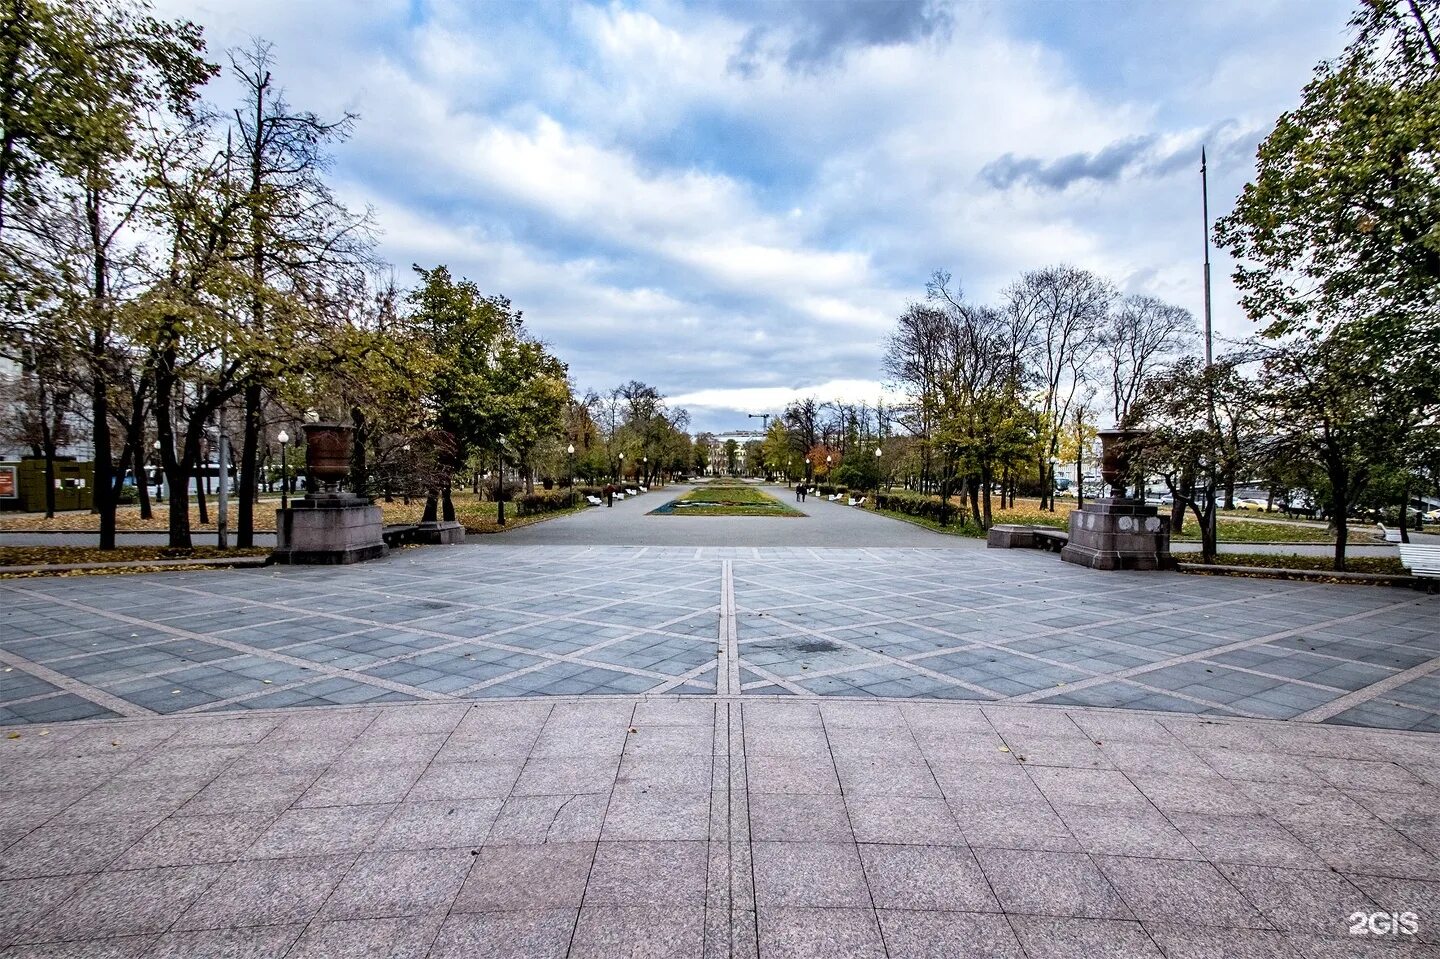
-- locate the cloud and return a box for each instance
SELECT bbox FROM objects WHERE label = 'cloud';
[151,0,1356,432]
[726,0,953,76]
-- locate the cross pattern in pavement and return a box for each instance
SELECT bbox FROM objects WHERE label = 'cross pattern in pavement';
[1,546,1439,731]
[729,551,1440,729]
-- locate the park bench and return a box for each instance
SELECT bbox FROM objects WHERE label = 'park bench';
[827,493,841,501]
[1032,528,1069,553]
[848,495,866,507]
[986,524,1070,552]
[586,495,602,506]
[1399,544,1440,588]
[625,487,640,496]
[1378,523,1402,544]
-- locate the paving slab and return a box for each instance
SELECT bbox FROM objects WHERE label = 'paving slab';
[0,696,1437,955]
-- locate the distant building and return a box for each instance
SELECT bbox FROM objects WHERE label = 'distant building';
[702,429,765,474]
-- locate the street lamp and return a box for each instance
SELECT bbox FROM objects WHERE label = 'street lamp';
[641,455,647,487]
[567,443,576,508]
[497,436,507,527]
[277,430,290,510]
[874,446,883,503]
[618,452,625,483]
[152,439,164,504]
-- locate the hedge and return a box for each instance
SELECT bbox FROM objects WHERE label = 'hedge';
[515,488,597,516]
[874,491,966,525]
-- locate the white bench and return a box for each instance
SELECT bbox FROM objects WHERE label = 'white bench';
[625,487,640,496]
[585,495,602,506]
[1399,544,1440,580]
[827,493,840,501]
[848,496,866,507]
[1378,523,1401,543]
[614,492,626,500]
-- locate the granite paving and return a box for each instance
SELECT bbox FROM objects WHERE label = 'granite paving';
[1,545,1437,731]
[1,697,1439,957]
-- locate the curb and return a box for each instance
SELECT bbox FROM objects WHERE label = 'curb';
[0,556,271,575]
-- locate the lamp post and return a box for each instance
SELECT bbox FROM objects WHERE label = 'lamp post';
[278,430,290,511]
[874,446,883,503]
[567,443,576,508]
[1049,456,1059,511]
[641,455,647,487]
[497,437,506,527]
[152,440,164,504]
[805,456,812,486]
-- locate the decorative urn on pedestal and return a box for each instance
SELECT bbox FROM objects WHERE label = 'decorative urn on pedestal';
[271,423,387,565]
[1059,427,1174,571]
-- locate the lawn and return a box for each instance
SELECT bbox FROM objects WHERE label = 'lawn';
[651,485,801,516]
[1180,552,1407,576]
[861,495,1371,544]
[0,492,589,536]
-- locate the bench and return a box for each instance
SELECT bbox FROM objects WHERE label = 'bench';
[826,493,840,501]
[1399,544,1440,585]
[586,495,602,506]
[986,524,1070,552]
[1378,523,1401,544]
[847,496,867,507]
[1033,528,1069,553]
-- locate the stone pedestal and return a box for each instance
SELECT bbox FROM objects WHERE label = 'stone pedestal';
[413,521,465,545]
[1060,498,1173,571]
[272,493,387,565]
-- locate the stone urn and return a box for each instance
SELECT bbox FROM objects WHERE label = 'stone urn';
[1097,428,1148,499]
[302,423,353,492]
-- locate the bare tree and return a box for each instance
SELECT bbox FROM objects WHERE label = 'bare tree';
[1101,294,1196,427]
[1005,265,1112,509]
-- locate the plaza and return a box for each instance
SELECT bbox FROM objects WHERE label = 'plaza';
[3,487,1440,957]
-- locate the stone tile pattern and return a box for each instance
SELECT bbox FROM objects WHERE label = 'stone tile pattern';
[2,547,1439,732]
[5,698,1440,956]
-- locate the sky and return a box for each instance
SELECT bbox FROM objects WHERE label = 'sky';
[158,0,1356,432]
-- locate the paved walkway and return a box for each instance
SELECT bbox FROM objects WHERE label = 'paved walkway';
[5,504,1440,957]
[488,486,968,548]
[3,546,1437,730]
[3,697,1440,957]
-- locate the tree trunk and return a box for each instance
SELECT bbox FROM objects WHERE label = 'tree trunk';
[349,406,367,497]
[133,437,151,520]
[1327,464,1349,573]
[980,466,993,529]
[237,382,261,547]
[1399,481,1411,546]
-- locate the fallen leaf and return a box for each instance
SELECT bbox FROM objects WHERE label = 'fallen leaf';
[998,746,1010,753]
[6,732,19,739]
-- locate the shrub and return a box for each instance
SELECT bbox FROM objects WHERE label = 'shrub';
[516,488,589,516]
[875,491,966,525]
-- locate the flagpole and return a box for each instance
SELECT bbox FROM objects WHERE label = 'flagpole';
[1201,146,1218,556]
[1201,146,1213,368]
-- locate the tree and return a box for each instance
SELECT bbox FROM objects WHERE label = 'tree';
[410,265,568,523]
[228,40,372,547]
[1005,265,1112,510]
[1101,294,1196,427]
[723,438,739,475]
[1130,357,1228,564]
[1256,337,1402,570]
